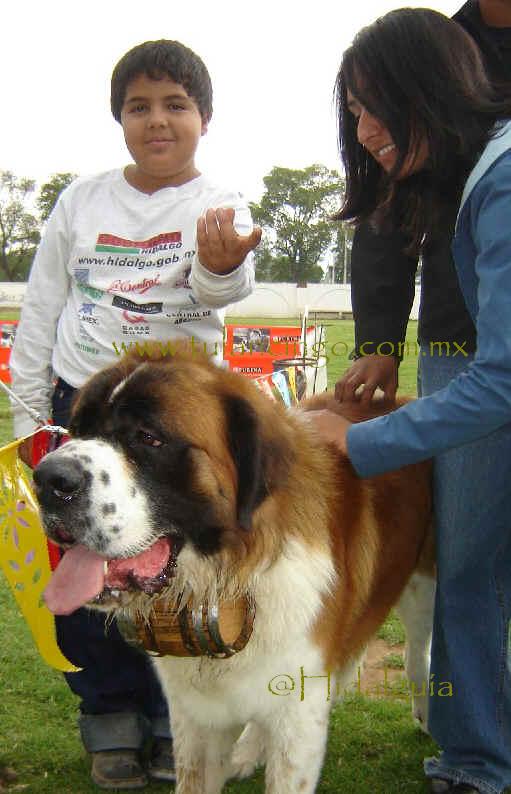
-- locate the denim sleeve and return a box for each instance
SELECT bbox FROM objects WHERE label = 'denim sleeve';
[347,158,511,478]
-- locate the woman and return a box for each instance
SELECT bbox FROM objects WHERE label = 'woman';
[317,8,511,794]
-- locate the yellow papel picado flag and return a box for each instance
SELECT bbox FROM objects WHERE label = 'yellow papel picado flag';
[0,435,80,672]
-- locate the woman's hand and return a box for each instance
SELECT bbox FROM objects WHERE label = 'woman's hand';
[307,409,352,455]
[335,354,398,404]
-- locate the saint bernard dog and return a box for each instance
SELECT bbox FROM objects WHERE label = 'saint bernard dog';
[34,349,434,794]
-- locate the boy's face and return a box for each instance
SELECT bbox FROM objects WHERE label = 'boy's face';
[120,74,208,192]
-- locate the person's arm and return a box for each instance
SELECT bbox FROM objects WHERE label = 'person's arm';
[10,196,71,439]
[191,193,260,308]
[346,158,511,477]
[336,222,417,402]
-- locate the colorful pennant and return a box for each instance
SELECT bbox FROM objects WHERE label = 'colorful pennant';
[0,433,80,672]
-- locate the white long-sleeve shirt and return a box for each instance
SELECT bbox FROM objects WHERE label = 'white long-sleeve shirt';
[10,169,255,436]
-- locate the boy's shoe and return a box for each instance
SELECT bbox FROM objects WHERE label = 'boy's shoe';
[91,750,147,789]
[147,738,176,782]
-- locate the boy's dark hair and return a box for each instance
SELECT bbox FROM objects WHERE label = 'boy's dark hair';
[333,8,511,253]
[111,39,213,123]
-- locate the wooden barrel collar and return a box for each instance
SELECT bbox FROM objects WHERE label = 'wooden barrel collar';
[117,593,255,658]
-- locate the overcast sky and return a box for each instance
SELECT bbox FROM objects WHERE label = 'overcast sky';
[2,0,460,202]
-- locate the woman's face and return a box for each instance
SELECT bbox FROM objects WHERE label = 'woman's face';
[346,88,429,179]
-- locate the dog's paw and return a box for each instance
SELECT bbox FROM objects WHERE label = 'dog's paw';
[231,722,265,779]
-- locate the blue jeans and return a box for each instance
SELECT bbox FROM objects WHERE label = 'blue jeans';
[419,351,511,794]
[51,378,170,751]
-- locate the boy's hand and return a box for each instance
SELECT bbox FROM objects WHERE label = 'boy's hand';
[197,207,262,274]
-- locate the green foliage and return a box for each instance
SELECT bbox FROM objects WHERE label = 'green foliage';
[4,247,37,281]
[0,171,40,281]
[250,164,344,284]
[383,653,406,670]
[37,173,77,223]
[377,611,407,646]
[253,240,284,282]
[0,171,77,281]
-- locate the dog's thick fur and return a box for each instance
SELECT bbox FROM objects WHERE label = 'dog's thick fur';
[35,351,434,794]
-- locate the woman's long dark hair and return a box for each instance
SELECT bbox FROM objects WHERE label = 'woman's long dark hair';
[334,8,511,253]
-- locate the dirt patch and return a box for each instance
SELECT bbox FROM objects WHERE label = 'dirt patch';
[357,638,408,700]
[0,766,19,793]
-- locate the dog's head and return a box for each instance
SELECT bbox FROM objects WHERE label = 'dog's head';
[34,351,293,614]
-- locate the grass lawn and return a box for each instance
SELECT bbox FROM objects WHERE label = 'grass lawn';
[0,315,437,793]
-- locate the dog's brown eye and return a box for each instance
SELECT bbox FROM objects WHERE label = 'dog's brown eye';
[137,430,163,448]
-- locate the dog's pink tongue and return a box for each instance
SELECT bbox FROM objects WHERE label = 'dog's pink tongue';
[44,538,172,616]
[44,544,105,616]
[105,538,170,587]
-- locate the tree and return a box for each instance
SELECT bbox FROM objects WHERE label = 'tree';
[250,164,344,284]
[0,171,40,281]
[331,222,355,283]
[253,240,278,282]
[37,172,76,222]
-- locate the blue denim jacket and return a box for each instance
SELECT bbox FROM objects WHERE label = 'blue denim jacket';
[347,120,511,477]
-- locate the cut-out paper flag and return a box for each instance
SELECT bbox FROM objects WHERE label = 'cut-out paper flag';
[0,435,80,672]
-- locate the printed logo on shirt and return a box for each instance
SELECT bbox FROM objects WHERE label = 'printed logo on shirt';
[173,266,192,290]
[79,284,104,301]
[107,274,162,296]
[75,341,100,355]
[120,309,151,335]
[75,268,90,284]
[121,323,152,337]
[77,253,180,270]
[74,268,104,301]
[95,232,182,255]
[111,296,163,314]
[165,309,212,326]
[122,311,146,324]
[79,303,99,325]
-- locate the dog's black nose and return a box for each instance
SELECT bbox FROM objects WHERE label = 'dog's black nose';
[33,456,86,503]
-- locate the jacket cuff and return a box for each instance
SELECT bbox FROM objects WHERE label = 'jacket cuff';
[347,417,392,478]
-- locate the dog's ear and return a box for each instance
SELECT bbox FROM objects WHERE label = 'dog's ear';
[69,362,133,437]
[223,395,267,532]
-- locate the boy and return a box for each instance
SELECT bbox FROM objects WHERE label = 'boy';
[10,39,260,790]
